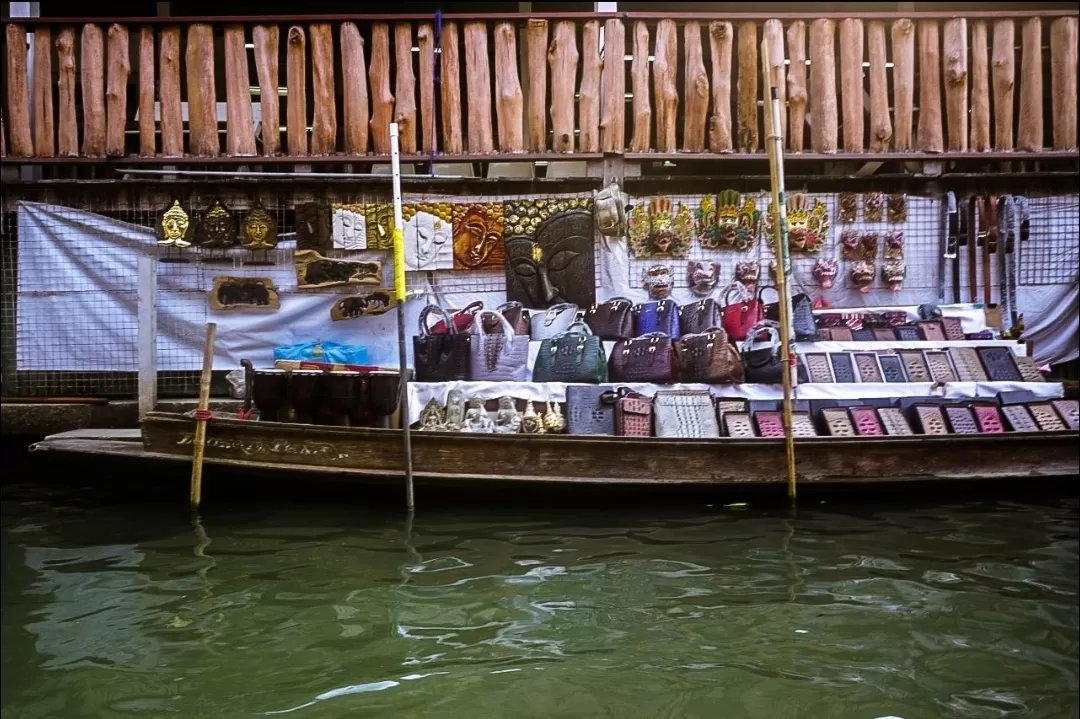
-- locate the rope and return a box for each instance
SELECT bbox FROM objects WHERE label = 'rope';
[192,409,213,422]
[236,409,254,421]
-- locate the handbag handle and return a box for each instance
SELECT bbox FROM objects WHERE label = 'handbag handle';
[418,304,457,336]
[472,310,516,351]
[539,302,578,327]
[497,300,523,314]
[740,321,781,357]
[561,320,594,338]
[758,285,780,304]
[455,300,485,320]
[722,282,752,307]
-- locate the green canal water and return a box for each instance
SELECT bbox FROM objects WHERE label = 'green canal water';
[1,471,1077,719]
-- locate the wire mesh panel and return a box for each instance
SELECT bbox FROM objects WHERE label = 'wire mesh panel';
[1021,195,1080,286]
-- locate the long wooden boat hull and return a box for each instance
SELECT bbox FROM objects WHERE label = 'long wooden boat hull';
[48,412,1066,486]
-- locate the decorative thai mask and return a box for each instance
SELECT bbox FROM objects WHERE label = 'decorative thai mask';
[813,258,839,289]
[838,193,858,223]
[860,232,879,260]
[840,230,861,261]
[712,189,760,251]
[402,202,453,270]
[695,194,719,246]
[884,230,904,260]
[864,192,885,222]
[887,194,907,223]
[642,264,674,300]
[364,203,395,251]
[452,202,504,271]
[767,193,829,254]
[687,260,722,297]
[331,203,367,251]
[882,261,906,292]
[295,201,332,253]
[851,260,876,293]
[241,202,277,250]
[159,200,192,248]
[735,261,760,293]
[504,198,596,310]
[200,199,235,248]
[627,197,693,258]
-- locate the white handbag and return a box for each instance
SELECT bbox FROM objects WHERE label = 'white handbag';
[469,311,530,382]
[594,181,629,237]
[530,303,580,341]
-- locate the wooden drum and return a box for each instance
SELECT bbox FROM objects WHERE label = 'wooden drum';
[288,370,323,425]
[252,369,289,422]
[321,370,361,426]
[366,371,401,429]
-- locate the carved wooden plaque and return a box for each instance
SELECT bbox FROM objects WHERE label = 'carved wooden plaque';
[294,250,382,289]
[208,276,281,311]
[330,290,398,321]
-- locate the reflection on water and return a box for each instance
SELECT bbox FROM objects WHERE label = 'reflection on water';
[1,483,1077,719]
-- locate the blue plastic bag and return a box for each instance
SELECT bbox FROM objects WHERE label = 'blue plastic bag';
[273,341,369,365]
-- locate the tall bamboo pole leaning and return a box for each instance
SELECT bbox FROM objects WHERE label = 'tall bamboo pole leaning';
[190,322,217,511]
[389,123,416,513]
[760,40,798,504]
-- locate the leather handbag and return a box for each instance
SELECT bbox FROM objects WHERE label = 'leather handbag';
[721,285,765,342]
[740,321,785,384]
[530,303,579,341]
[761,286,782,321]
[413,306,471,381]
[615,389,653,437]
[468,311,530,382]
[634,299,681,338]
[610,332,675,383]
[584,297,635,340]
[653,390,720,438]
[566,386,618,435]
[673,327,745,384]
[479,301,530,336]
[532,322,609,383]
[679,298,722,336]
[428,300,484,335]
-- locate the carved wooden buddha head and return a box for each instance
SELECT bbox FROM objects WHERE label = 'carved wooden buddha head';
[504,200,595,310]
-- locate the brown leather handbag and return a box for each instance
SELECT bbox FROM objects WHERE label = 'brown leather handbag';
[480,301,530,335]
[610,332,675,383]
[615,389,653,437]
[673,327,745,384]
[584,296,636,340]
[679,298,723,336]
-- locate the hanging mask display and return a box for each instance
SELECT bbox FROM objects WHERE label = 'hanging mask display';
[687,260,722,297]
[504,197,596,310]
[642,264,674,300]
[888,194,908,223]
[295,201,332,253]
[884,230,905,260]
[838,192,858,223]
[864,192,885,222]
[882,261,906,292]
[712,190,760,251]
[627,197,693,258]
[200,199,236,248]
[734,261,760,293]
[840,229,862,261]
[851,260,876,293]
[331,203,368,251]
[452,202,505,271]
[812,258,839,289]
[766,193,829,253]
[364,203,395,251]
[402,202,453,271]
[240,201,278,250]
[159,200,192,248]
[593,181,629,237]
[860,232,879,259]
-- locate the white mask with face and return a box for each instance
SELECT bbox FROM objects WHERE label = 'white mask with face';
[332,207,367,251]
[404,211,450,270]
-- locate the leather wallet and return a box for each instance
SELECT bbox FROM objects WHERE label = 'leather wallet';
[805,353,835,383]
[948,347,989,381]
[1028,402,1067,431]
[925,351,958,382]
[941,317,966,341]
[879,354,908,383]
[1002,404,1040,432]
[724,412,757,438]
[899,350,932,382]
[754,410,786,438]
[791,412,818,437]
[854,353,884,383]
[849,406,884,436]
[1051,399,1079,430]
[877,407,914,435]
[944,405,979,434]
[916,321,947,342]
[914,405,949,435]
[821,408,856,437]
[977,347,1023,382]
[1012,355,1045,382]
[972,403,1005,433]
[829,353,858,383]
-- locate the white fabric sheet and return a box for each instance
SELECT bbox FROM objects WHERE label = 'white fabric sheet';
[1017,280,1080,366]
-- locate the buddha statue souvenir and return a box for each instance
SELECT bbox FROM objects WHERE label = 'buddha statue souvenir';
[159,200,192,248]
[521,401,546,434]
[504,198,596,310]
[687,260,722,297]
[464,397,495,433]
[812,258,839,289]
[200,199,236,249]
[543,402,565,433]
[442,389,467,431]
[418,398,445,430]
[642,264,674,300]
[493,396,522,434]
[851,260,876,293]
[240,201,278,250]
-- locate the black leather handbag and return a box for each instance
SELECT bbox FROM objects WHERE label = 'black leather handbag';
[413,305,471,381]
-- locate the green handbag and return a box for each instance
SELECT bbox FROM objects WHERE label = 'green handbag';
[532,322,609,384]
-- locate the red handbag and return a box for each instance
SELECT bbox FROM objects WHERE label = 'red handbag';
[721,286,764,342]
[428,301,484,335]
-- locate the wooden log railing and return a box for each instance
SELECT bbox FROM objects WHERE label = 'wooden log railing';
[1,10,1077,163]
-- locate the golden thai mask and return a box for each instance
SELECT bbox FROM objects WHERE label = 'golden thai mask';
[628,197,693,258]
[241,202,277,250]
[452,203,504,271]
[201,199,235,248]
[767,193,829,254]
[711,190,760,251]
[159,200,191,248]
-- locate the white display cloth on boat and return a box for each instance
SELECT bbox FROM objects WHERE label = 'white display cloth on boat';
[407,381,1062,422]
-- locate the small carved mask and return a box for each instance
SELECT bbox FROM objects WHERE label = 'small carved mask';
[504,203,596,310]
[643,264,674,300]
[687,260,722,297]
[864,192,885,222]
[160,200,191,248]
[241,202,277,249]
[882,261,906,292]
[884,230,904,260]
[735,261,760,293]
[812,258,839,289]
[851,260,876,293]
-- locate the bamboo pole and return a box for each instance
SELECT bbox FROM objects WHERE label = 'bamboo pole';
[190,322,217,511]
[761,40,798,504]
[389,123,416,513]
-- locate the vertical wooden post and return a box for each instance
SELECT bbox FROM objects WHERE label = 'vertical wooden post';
[809,19,837,153]
[5,24,33,157]
[630,21,651,152]
[761,19,786,146]
[891,19,915,151]
[942,18,968,152]
[253,25,281,156]
[56,28,78,156]
[494,22,525,153]
[159,26,183,156]
[1017,18,1042,152]
[224,24,257,157]
[867,21,892,152]
[600,18,625,153]
[393,23,417,154]
[417,22,436,154]
[32,28,54,157]
[548,21,578,153]
[784,21,806,152]
[916,21,943,153]
[991,20,1015,151]
[736,22,758,152]
[186,24,218,157]
[579,20,602,153]
[525,19,548,151]
[341,22,369,155]
[970,21,990,152]
[310,22,338,156]
[106,24,130,157]
[189,323,217,512]
[652,19,678,153]
[81,24,107,157]
[683,21,709,152]
[439,21,463,155]
[464,22,495,154]
[368,24,393,154]
[1050,17,1078,151]
[838,19,864,153]
[138,27,156,156]
[286,25,309,156]
[137,253,158,419]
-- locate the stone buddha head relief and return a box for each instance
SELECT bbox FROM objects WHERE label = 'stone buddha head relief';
[403,203,453,270]
[332,204,367,251]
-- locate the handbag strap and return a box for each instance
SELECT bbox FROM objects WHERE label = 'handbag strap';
[722,281,752,307]
[561,320,594,338]
[497,300,523,315]
[539,302,577,327]
[454,301,484,320]
[740,321,781,356]
[472,310,515,351]
[418,304,457,336]
[758,285,780,304]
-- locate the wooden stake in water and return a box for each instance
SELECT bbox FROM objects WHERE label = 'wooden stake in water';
[189,322,217,511]
[760,40,799,504]
[389,123,416,512]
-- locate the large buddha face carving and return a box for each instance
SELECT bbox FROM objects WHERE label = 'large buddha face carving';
[504,203,595,310]
[452,203,504,270]
[403,204,452,270]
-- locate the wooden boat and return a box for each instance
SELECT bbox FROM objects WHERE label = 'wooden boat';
[28,411,1080,486]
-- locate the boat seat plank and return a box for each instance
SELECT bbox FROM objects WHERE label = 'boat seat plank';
[40,428,143,442]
